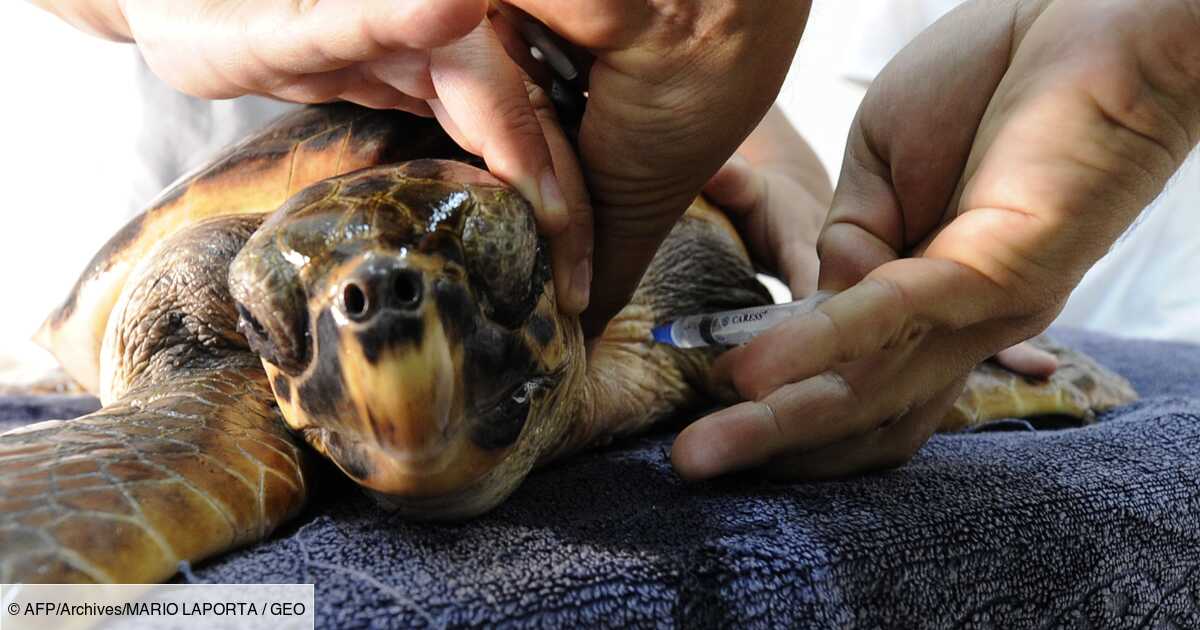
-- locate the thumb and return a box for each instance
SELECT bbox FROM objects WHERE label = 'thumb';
[428,20,570,236]
[429,19,596,315]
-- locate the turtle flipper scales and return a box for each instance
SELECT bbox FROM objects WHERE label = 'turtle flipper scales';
[2,215,309,583]
[943,335,1138,431]
[0,369,306,583]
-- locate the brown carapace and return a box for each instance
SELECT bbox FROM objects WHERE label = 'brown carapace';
[2,104,1136,584]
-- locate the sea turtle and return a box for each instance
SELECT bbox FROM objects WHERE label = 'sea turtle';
[0,104,1136,584]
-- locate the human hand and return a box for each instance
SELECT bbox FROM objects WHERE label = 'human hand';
[36,0,593,314]
[505,0,814,336]
[704,109,1057,375]
[673,0,1200,481]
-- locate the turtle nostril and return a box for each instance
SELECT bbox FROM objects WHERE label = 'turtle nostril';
[341,264,422,320]
[342,282,370,320]
[393,271,422,309]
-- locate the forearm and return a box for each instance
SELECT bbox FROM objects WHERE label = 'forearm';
[30,0,131,41]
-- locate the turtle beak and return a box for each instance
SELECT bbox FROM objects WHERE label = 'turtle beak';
[332,253,459,464]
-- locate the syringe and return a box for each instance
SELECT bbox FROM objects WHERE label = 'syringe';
[651,291,835,349]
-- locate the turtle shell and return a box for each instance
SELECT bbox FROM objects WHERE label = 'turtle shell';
[37,105,471,394]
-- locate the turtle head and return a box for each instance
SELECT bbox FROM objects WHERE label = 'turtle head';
[229,160,576,518]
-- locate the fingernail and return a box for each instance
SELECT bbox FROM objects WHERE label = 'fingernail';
[512,177,543,219]
[569,256,592,314]
[1034,351,1059,377]
[673,408,756,481]
[538,169,569,233]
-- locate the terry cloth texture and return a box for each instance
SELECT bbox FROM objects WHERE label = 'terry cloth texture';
[3,328,1199,628]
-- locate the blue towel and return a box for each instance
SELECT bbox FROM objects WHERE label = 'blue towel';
[4,328,1199,628]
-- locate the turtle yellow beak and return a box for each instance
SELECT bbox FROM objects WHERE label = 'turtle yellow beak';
[339,308,459,467]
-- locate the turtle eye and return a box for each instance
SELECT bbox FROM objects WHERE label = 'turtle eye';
[236,302,310,374]
[236,303,270,345]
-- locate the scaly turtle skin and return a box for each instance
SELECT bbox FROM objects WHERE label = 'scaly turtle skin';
[2,104,1135,583]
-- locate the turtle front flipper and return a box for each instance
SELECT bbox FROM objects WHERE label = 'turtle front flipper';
[2,215,309,583]
[0,369,305,583]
